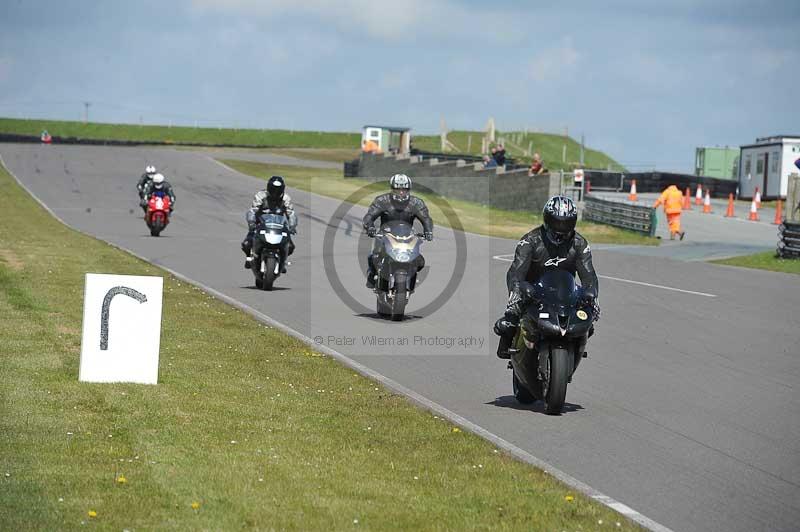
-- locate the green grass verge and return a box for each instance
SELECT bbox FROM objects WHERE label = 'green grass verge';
[0,117,360,149]
[220,159,657,246]
[711,251,800,275]
[0,164,641,529]
[413,130,622,172]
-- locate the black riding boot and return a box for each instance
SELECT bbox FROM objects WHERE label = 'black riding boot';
[241,232,254,269]
[366,255,377,289]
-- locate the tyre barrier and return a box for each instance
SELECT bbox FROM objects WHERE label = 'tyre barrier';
[777,221,800,259]
[582,194,657,236]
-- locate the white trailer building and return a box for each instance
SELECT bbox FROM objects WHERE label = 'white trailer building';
[738,135,800,199]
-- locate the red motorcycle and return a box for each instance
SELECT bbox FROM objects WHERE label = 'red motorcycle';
[145,193,171,236]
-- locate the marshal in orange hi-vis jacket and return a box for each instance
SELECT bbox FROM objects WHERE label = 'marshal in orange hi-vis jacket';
[653,185,686,240]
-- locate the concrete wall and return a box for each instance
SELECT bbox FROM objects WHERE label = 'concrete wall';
[352,153,558,212]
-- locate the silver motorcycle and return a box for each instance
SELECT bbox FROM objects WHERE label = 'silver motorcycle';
[368,220,425,321]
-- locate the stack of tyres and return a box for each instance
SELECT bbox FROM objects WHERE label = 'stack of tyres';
[777,222,800,259]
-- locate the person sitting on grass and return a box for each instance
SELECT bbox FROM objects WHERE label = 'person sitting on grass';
[483,155,497,168]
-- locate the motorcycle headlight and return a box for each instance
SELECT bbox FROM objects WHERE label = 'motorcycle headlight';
[391,250,411,262]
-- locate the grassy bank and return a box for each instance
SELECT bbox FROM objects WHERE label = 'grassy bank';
[221,159,657,245]
[1,118,624,172]
[711,251,800,275]
[0,165,640,529]
[413,130,622,172]
[0,117,360,149]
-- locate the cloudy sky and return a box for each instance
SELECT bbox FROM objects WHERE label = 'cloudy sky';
[1,0,798,171]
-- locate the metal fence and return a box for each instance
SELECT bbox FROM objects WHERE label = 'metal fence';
[583,194,657,236]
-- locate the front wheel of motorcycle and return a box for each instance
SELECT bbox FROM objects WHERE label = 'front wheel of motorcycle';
[262,255,278,291]
[390,272,408,321]
[544,347,569,415]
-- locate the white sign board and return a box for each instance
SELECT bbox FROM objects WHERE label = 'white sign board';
[79,273,163,384]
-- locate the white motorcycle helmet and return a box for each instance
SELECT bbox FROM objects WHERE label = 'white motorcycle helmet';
[152,173,165,189]
[389,174,411,205]
[145,165,156,176]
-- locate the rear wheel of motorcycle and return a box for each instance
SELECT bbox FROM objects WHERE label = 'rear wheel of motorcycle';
[255,277,263,290]
[544,348,569,415]
[512,371,535,404]
[390,272,408,321]
[262,256,278,291]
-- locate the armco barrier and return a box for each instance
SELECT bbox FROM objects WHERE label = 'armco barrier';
[777,221,800,259]
[583,194,657,236]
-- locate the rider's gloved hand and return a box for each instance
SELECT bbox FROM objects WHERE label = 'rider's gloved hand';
[424,231,433,242]
[493,312,520,337]
[580,294,600,321]
[366,225,377,237]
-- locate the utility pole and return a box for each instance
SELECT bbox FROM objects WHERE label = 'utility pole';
[580,134,585,166]
[83,102,90,124]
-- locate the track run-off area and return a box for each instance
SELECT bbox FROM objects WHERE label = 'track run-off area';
[3,143,799,532]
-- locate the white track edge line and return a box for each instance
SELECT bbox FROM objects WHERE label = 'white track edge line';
[1,152,674,532]
[492,254,716,297]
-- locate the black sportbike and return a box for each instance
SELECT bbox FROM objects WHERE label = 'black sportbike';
[509,270,595,414]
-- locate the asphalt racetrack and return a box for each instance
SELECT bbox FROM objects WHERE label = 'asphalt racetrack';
[3,143,799,532]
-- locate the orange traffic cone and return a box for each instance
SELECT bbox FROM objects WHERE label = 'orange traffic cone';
[695,184,703,205]
[683,187,692,210]
[724,193,735,217]
[628,179,638,202]
[755,187,762,208]
[773,199,783,225]
[703,189,712,213]
[748,199,759,221]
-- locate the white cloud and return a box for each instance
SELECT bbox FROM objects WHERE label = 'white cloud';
[190,0,529,42]
[528,38,580,82]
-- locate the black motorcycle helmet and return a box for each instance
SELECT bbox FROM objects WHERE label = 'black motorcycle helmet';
[266,175,285,205]
[542,195,577,245]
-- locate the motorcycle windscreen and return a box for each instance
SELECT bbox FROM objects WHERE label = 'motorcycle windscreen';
[535,270,579,312]
[380,220,415,238]
[259,213,287,229]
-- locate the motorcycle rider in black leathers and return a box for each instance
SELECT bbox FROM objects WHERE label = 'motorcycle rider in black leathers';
[363,174,433,288]
[494,195,599,358]
[141,173,176,212]
[241,175,297,273]
[137,165,157,212]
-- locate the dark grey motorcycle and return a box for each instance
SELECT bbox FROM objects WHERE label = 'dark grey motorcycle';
[509,270,595,414]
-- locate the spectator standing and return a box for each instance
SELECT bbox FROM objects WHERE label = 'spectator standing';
[493,144,506,166]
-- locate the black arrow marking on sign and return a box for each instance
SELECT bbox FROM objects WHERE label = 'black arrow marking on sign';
[100,286,147,350]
